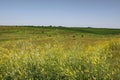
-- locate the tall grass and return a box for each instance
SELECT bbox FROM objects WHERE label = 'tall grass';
[0,39,120,80]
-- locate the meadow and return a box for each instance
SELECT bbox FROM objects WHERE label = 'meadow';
[0,26,120,80]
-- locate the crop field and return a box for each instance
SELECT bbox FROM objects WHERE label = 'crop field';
[0,26,120,80]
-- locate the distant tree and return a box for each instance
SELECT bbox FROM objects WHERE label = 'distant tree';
[49,25,52,27]
[88,27,92,28]
[58,26,63,27]
[41,25,44,27]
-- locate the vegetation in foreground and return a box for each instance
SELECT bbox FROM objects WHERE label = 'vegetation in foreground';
[0,26,120,80]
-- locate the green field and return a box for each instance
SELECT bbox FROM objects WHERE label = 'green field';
[0,26,120,80]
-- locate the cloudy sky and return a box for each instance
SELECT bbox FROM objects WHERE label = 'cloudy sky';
[0,0,120,28]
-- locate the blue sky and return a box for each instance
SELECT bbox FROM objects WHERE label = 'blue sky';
[0,0,120,28]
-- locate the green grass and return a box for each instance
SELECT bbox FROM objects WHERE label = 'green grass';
[0,26,120,80]
[64,27,120,35]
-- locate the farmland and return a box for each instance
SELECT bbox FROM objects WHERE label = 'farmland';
[0,26,120,80]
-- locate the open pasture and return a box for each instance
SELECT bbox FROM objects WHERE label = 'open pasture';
[0,26,120,80]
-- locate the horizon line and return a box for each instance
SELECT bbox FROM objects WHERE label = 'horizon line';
[0,25,120,29]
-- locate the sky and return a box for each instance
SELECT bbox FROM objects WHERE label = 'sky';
[0,0,120,28]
